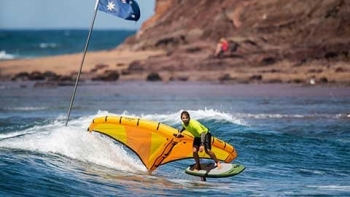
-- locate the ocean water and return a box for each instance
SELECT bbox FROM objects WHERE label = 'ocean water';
[0,82,349,196]
[0,29,136,59]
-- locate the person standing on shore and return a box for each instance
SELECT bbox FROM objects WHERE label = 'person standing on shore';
[214,38,229,58]
[177,111,222,171]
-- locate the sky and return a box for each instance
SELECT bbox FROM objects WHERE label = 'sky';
[0,0,155,30]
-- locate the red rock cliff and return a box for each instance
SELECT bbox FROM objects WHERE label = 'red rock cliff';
[122,0,350,84]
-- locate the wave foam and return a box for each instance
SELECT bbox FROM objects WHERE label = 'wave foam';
[0,120,146,173]
[39,42,58,48]
[0,50,15,60]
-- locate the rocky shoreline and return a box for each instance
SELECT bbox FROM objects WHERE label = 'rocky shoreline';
[0,47,349,87]
[0,49,165,85]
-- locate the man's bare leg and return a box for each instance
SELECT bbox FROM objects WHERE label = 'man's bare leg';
[206,150,221,169]
[193,147,201,171]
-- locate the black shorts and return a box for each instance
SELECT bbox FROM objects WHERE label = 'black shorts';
[193,132,212,150]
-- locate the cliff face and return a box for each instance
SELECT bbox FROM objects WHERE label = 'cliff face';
[123,0,350,84]
[136,0,350,49]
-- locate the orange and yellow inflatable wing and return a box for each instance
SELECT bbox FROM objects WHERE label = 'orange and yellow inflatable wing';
[87,116,237,172]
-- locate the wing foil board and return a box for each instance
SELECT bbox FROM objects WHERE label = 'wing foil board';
[185,163,245,178]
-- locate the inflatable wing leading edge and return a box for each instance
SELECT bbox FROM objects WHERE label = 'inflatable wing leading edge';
[87,116,237,172]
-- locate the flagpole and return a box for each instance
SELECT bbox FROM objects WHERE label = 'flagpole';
[65,0,100,126]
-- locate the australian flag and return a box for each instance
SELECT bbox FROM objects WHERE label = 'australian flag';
[98,0,140,21]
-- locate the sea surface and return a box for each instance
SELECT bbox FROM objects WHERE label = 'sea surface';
[0,29,136,59]
[0,82,349,196]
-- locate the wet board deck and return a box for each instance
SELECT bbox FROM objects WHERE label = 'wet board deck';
[185,163,245,178]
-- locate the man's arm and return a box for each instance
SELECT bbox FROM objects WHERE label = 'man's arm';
[200,132,206,145]
[178,127,185,133]
[176,127,185,137]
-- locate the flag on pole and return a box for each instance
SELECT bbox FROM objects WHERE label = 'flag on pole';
[65,0,141,126]
[98,0,141,21]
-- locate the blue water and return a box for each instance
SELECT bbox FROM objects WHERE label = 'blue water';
[0,29,136,59]
[0,82,349,196]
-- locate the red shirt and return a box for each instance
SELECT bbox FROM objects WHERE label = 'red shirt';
[221,40,228,52]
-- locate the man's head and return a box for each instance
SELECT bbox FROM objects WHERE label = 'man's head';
[181,110,190,126]
[219,38,226,43]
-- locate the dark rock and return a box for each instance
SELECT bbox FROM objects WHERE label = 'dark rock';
[325,52,338,59]
[319,77,328,83]
[307,69,323,73]
[28,71,45,80]
[292,79,303,84]
[59,75,73,81]
[146,72,162,81]
[128,60,145,72]
[169,76,189,81]
[250,75,262,80]
[185,46,202,53]
[90,64,109,73]
[219,74,234,81]
[177,76,189,81]
[121,69,131,75]
[93,70,120,81]
[266,78,283,83]
[335,67,345,72]
[43,71,60,81]
[116,63,126,67]
[228,41,239,52]
[12,72,29,80]
[261,57,276,65]
[155,35,187,48]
